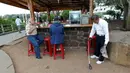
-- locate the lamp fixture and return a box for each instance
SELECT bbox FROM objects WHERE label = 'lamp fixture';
[57,0,60,3]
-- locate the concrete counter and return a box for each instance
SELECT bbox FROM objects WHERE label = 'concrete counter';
[38,24,92,29]
[108,30,130,67]
[37,25,92,49]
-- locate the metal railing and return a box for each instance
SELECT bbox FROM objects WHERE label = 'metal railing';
[0,24,25,35]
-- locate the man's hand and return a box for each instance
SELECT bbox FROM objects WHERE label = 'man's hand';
[88,37,92,41]
[28,27,36,34]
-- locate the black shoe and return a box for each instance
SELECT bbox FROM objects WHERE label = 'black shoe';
[36,56,42,59]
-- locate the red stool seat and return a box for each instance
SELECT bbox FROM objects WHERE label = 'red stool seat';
[43,37,52,57]
[28,41,35,56]
[53,44,64,60]
[87,36,96,55]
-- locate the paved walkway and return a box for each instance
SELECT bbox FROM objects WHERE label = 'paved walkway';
[1,34,130,73]
[0,30,26,46]
[0,50,15,73]
[0,30,130,73]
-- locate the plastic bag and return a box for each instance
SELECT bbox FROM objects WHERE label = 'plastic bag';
[100,45,108,58]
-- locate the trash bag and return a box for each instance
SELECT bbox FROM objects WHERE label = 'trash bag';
[100,45,108,58]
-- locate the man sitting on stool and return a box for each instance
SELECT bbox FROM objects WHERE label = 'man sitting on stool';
[26,18,44,59]
[89,15,109,64]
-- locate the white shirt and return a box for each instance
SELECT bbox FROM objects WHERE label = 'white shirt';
[26,23,37,35]
[15,18,22,26]
[89,18,109,45]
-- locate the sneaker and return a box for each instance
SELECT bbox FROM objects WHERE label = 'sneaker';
[96,60,104,64]
[36,56,42,59]
[90,55,99,59]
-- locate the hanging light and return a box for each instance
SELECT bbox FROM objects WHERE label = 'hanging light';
[57,0,60,3]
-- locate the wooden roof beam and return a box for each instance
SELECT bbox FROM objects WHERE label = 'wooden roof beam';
[11,0,27,7]
[51,6,81,10]
[0,0,28,9]
[33,0,53,11]
[33,0,50,7]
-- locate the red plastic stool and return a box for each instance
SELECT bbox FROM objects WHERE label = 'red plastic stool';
[53,44,64,60]
[28,41,35,56]
[86,36,96,55]
[43,37,52,57]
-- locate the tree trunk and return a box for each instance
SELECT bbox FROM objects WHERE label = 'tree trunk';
[125,3,130,30]
[123,3,128,29]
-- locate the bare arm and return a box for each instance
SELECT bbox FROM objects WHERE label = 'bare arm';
[89,24,95,38]
[28,27,36,34]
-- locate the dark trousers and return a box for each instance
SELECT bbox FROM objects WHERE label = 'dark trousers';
[27,34,44,58]
[94,35,105,61]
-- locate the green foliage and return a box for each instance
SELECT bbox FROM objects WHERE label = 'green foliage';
[0,17,15,25]
[95,0,127,7]
[106,10,116,16]
[115,5,123,10]
[41,13,47,21]
[41,13,55,21]
[61,10,70,20]
[0,16,25,34]
[94,13,104,18]
[50,14,55,21]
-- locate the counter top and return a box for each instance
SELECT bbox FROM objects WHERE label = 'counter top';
[38,24,92,29]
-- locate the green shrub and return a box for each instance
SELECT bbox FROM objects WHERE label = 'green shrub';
[0,17,25,34]
[61,10,70,20]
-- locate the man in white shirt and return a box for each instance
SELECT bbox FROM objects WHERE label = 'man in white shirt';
[89,15,109,64]
[15,16,22,33]
[26,19,44,59]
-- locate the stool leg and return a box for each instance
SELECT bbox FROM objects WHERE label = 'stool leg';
[28,42,35,56]
[46,41,49,52]
[31,43,34,52]
[91,39,95,54]
[50,45,52,57]
[43,41,46,55]
[48,41,52,57]
[54,44,56,60]
[60,44,64,59]
[28,43,30,56]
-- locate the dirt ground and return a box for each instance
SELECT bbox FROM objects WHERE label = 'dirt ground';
[1,37,130,73]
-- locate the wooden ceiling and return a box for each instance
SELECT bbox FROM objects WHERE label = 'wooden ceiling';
[0,0,90,12]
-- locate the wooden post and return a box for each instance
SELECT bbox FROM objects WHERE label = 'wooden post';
[1,24,5,33]
[27,0,35,22]
[22,14,25,23]
[25,14,28,24]
[89,0,94,24]
[11,24,14,31]
[89,0,93,16]
[47,8,51,23]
